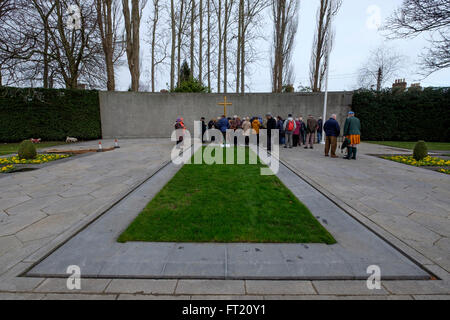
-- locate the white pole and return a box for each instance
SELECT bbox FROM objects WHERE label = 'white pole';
[321,0,333,145]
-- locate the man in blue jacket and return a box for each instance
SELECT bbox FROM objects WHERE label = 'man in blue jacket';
[217,115,230,144]
[323,114,340,158]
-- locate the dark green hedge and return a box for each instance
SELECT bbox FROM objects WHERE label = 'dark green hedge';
[352,88,450,142]
[0,87,101,142]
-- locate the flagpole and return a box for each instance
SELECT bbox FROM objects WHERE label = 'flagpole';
[321,0,333,145]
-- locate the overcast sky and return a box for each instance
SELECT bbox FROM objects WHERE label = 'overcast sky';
[116,0,450,92]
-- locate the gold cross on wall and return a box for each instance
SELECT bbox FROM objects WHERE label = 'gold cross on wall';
[218,96,232,117]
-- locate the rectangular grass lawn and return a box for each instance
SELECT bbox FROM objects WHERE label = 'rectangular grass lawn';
[118,147,336,244]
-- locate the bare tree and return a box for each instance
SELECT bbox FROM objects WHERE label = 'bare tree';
[147,0,168,92]
[176,0,190,86]
[383,0,450,76]
[309,0,341,92]
[190,0,195,77]
[271,0,300,93]
[215,0,222,93]
[122,0,147,92]
[206,0,211,90]
[236,0,269,93]
[223,0,235,93]
[198,0,203,82]
[96,0,125,91]
[170,0,176,90]
[357,46,405,91]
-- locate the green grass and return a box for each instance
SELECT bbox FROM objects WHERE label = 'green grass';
[118,147,336,244]
[365,141,450,151]
[0,141,68,156]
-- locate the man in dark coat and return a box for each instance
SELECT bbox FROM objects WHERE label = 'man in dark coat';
[317,117,323,143]
[200,117,207,143]
[323,114,341,158]
[266,113,277,151]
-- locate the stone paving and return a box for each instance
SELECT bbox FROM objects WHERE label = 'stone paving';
[27,158,428,280]
[0,139,449,299]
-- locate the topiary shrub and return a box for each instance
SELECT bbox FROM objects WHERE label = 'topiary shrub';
[413,140,428,161]
[18,140,37,160]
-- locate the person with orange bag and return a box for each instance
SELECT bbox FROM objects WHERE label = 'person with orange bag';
[343,111,361,160]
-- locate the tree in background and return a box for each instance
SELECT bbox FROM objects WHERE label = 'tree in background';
[309,0,341,92]
[383,0,450,76]
[173,60,209,92]
[236,0,270,93]
[271,0,300,93]
[147,0,168,92]
[122,0,147,92]
[96,0,125,91]
[357,46,405,91]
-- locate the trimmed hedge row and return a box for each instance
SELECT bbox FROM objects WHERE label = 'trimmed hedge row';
[0,87,101,142]
[351,88,450,142]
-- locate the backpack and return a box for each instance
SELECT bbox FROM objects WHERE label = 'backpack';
[287,120,294,131]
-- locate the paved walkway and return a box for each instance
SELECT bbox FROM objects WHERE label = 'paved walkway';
[0,139,449,299]
[27,159,427,280]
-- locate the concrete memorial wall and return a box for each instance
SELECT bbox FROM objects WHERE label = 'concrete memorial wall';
[100,92,353,139]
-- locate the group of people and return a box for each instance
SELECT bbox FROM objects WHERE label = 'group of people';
[177,111,361,160]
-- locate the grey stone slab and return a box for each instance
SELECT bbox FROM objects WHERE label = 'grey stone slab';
[246,280,315,295]
[4,196,59,215]
[0,195,32,211]
[34,278,111,293]
[176,280,245,295]
[118,294,191,300]
[413,295,450,300]
[191,295,264,300]
[382,280,450,295]
[42,293,117,300]
[313,280,389,295]
[41,195,95,215]
[15,212,86,243]
[105,279,177,294]
[163,244,226,278]
[264,295,413,300]
[0,293,45,300]
[0,236,22,257]
[0,209,47,237]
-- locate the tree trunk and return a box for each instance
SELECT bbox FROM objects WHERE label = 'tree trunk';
[223,0,228,93]
[43,23,49,89]
[241,21,245,93]
[190,0,195,77]
[122,0,142,92]
[217,0,222,93]
[199,0,203,83]
[207,0,211,90]
[131,0,140,91]
[236,0,243,93]
[151,0,159,92]
[170,0,176,90]
[97,0,116,91]
[177,0,185,86]
[376,67,382,91]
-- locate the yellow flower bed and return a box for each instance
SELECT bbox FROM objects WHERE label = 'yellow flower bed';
[382,155,450,167]
[1,165,14,173]
[0,154,70,165]
[439,169,450,175]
